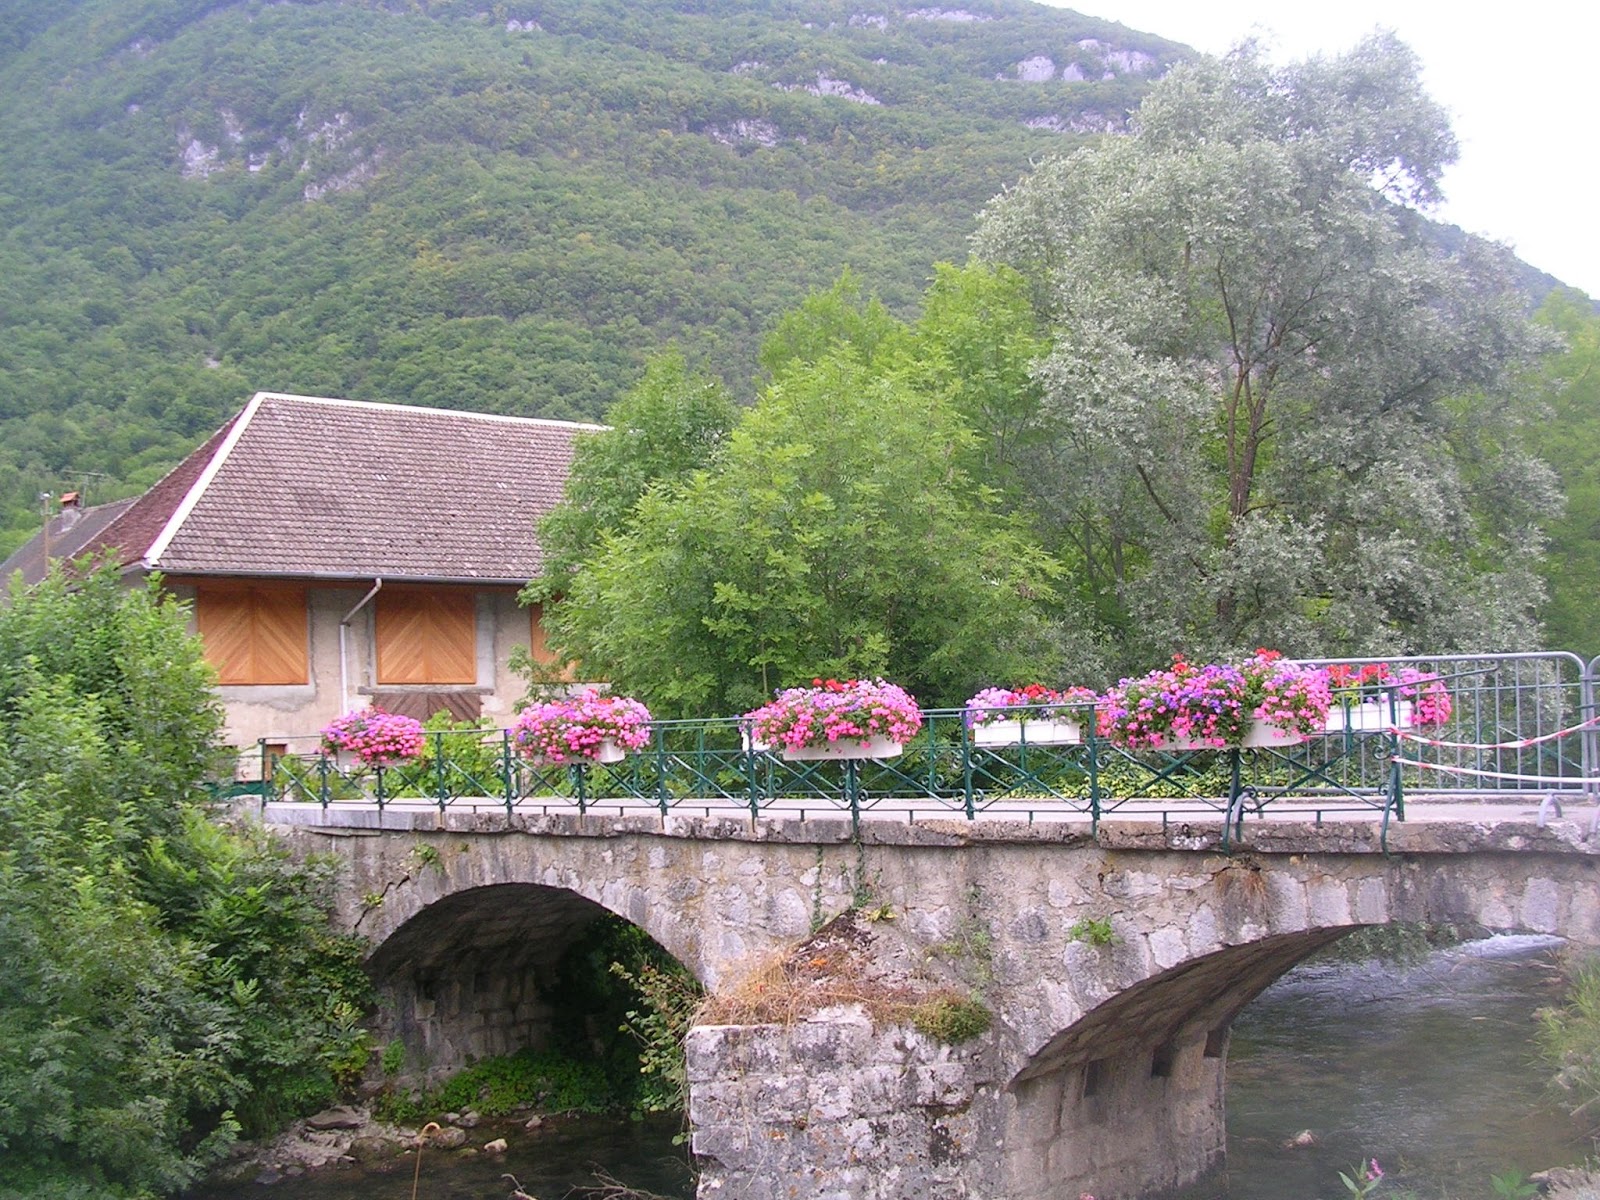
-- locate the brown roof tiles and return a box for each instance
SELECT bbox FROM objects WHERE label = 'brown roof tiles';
[91,393,598,582]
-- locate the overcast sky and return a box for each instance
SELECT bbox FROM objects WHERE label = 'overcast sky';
[1040,0,1600,298]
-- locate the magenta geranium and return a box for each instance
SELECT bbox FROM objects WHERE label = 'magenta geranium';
[744,677,923,753]
[1098,652,1330,750]
[1396,668,1453,726]
[321,708,426,766]
[512,690,652,765]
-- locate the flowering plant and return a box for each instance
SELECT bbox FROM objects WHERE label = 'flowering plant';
[1396,668,1452,726]
[744,677,923,753]
[512,690,653,764]
[1097,652,1330,750]
[321,708,426,766]
[1326,662,1394,702]
[1243,651,1332,739]
[1326,663,1452,727]
[965,684,1098,727]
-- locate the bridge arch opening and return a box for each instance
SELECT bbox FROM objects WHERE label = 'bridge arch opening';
[1004,928,1364,1198]
[364,882,700,1089]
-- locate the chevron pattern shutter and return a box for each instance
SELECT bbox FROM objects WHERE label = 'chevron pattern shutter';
[195,585,308,685]
[375,589,477,684]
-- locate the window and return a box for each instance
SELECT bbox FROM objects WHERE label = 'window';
[194,584,309,685]
[375,588,477,685]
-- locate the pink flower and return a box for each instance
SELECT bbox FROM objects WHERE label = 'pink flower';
[512,690,652,764]
[745,678,923,751]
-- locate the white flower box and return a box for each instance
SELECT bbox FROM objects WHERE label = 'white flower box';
[973,718,1083,747]
[1322,700,1414,733]
[780,734,904,761]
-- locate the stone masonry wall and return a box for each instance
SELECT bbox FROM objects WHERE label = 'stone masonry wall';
[689,1010,1004,1200]
[271,807,1600,1199]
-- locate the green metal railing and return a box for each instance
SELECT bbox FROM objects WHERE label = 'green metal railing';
[255,653,1597,840]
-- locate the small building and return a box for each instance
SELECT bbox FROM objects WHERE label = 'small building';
[2,391,597,767]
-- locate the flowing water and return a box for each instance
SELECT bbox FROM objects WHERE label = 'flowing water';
[1172,934,1592,1199]
[194,936,1590,1200]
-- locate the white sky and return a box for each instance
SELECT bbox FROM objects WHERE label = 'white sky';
[1043,0,1600,298]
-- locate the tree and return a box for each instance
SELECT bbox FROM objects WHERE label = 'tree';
[0,567,371,1197]
[528,348,738,599]
[972,35,1558,667]
[543,349,1063,717]
[1527,287,1600,652]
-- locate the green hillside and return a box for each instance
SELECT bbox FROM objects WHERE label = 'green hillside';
[0,0,1185,553]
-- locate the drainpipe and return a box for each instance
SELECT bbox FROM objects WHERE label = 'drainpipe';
[339,579,383,714]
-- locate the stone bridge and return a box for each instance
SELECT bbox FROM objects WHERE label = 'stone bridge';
[265,802,1600,1200]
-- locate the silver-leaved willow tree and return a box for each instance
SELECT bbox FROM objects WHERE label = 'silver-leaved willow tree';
[972,33,1561,667]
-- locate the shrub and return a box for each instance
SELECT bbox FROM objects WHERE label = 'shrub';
[911,994,993,1043]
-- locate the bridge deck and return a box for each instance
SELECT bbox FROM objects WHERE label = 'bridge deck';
[256,792,1600,856]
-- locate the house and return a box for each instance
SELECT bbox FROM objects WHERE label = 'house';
[2,391,599,769]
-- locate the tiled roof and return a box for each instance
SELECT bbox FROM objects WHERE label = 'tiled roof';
[0,497,138,586]
[92,393,599,582]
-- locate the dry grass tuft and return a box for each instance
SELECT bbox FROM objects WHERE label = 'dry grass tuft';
[696,910,972,1031]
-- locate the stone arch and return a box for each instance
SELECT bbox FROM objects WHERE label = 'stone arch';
[364,882,645,1078]
[1001,929,1360,1199]
[333,824,800,989]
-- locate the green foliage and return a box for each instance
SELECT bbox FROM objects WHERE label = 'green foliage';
[378,1048,614,1123]
[526,349,737,608]
[380,1040,406,1077]
[0,0,1185,559]
[1528,287,1600,652]
[931,885,996,992]
[548,916,703,1116]
[608,957,702,1115]
[1488,1169,1540,1200]
[1338,1159,1387,1198]
[1067,917,1118,947]
[546,316,1068,716]
[382,710,505,799]
[910,994,993,1044]
[0,565,373,1195]
[974,36,1559,669]
[1537,954,1600,1129]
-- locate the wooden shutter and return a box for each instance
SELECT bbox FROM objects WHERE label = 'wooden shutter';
[376,589,477,684]
[195,584,308,685]
[527,602,555,667]
[527,601,576,681]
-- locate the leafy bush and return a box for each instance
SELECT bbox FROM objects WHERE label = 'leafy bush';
[0,567,374,1194]
[1538,954,1600,1128]
[911,994,993,1044]
[377,1048,615,1123]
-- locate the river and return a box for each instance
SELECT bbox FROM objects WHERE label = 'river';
[1172,933,1592,1199]
[193,935,1589,1200]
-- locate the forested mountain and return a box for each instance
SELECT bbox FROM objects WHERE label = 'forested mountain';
[0,0,1186,554]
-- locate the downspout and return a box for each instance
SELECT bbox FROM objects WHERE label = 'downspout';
[339,578,383,714]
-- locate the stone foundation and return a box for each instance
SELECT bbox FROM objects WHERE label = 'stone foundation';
[688,1009,1004,1199]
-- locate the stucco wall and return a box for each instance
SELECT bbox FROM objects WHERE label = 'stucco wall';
[171,582,539,774]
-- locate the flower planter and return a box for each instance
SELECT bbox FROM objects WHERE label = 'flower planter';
[524,737,627,768]
[1321,700,1414,733]
[974,718,1082,747]
[1154,720,1304,752]
[1240,720,1305,749]
[780,734,904,761]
